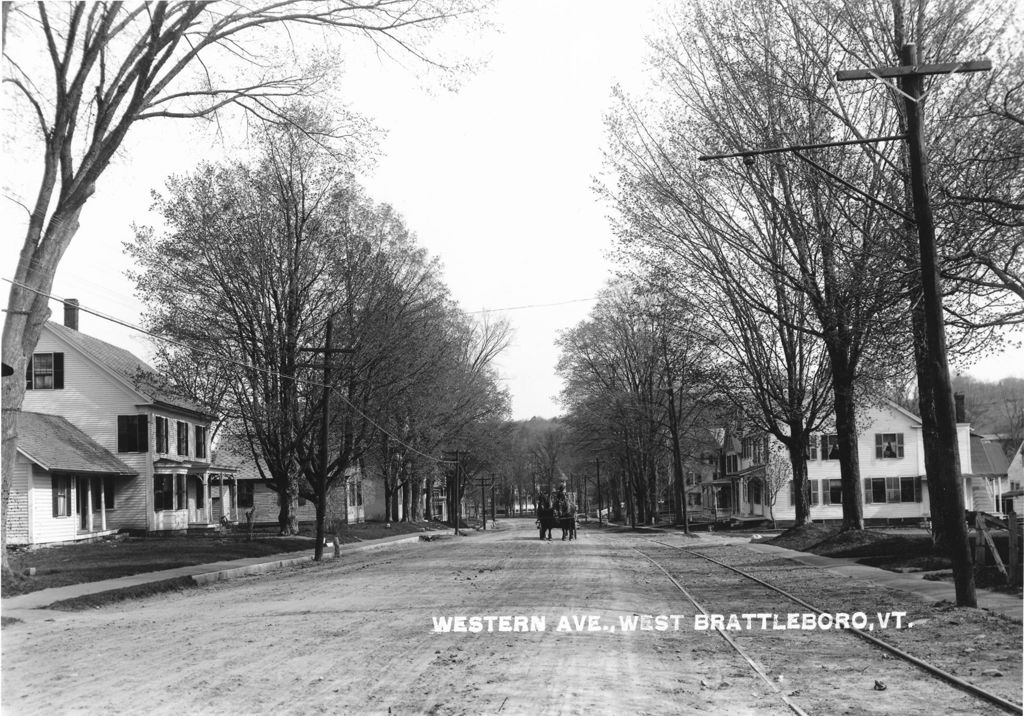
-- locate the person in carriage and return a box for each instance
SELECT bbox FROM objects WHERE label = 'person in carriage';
[553,483,576,541]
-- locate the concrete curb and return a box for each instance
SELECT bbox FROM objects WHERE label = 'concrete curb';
[3,532,445,612]
[191,534,428,585]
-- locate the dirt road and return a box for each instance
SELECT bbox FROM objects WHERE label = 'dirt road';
[2,520,1020,715]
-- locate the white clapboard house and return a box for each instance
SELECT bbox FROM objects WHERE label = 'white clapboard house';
[6,301,236,546]
[692,398,1011,527]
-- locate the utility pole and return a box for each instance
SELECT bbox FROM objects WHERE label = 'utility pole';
[454,451,462,536]
[481,474,487,530]
[299,314,355,561]
[837,43,987,608]
[666,382,690,534]
[441,450,463,535]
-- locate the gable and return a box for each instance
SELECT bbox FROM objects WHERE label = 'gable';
[40,322,214,419]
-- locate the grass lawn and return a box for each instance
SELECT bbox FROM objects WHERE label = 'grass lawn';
[766,523,1022,597]
[3,520,442,598]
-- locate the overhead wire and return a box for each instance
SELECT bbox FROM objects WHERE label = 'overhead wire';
[1,277,449,465]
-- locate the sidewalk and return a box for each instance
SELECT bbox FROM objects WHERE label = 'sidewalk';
[2,531,440,616]
[744,541,1023,622]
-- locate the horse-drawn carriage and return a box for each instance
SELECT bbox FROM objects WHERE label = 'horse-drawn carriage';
[536,491,577,541]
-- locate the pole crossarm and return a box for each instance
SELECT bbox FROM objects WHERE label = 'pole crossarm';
[698,134,905,162]
[836,59,991,81]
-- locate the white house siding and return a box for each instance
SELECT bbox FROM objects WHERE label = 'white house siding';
[23,329,141,458]
[749,402,973,525]
[28,465,78,544]
[23,325,215,533]
[6,454,33,544]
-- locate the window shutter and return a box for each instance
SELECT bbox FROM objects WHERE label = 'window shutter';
[138,415,149,453]
[915,476,922,503]
[25,356,33,390]
[875,434,883,459]
[864,479,872,504]
[897,433,905,457]
[822,483,830,505]
[821,435,828,457]
[53,352,64,389]
[52,476,59,517]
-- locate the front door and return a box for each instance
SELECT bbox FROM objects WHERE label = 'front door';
[189,476,207,524]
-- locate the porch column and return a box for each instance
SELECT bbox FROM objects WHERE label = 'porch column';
[204,477,211,523]
[86,478,94,532]
[219,474,224,520]
[99,478,107,531]
[232,478,238,521]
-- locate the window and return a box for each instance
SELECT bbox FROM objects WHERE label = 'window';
[52,475,72,517]
[822,435,841,461]
[875,433,905,459]
[789,480,820,506]
[806,435,818,461]
[238,482,254,509]
[822,479,843,505]
[864,477,921,504]
[356,481,363,506]
[104,478,115,510]
[155,475,186,511]
[348,482,356,507]
[753,439,765,465]
[742,440,752,460]
[117,415,149,453]
[26,352,64,390]
[177,421,189,456]
[687,492,702,506]
[194,426,208,459]
[155,417,169,454]
[193,477,204,509]
[726,455,738,474]
[154,475,175,511]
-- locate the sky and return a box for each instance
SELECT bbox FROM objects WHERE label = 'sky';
[2,0,1021,420]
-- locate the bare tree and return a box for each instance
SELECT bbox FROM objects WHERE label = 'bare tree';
[2,0,486,574]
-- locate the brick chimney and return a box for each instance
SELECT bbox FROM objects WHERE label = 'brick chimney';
[954,392,966,423]
[63,298,79,330]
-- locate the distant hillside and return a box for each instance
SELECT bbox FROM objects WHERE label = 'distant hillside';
[951,376,1023,459]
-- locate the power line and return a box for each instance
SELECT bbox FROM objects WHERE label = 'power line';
[2,278,447,465]
[465,296,598,314]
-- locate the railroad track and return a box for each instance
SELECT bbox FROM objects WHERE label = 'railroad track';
[631,537,1022,715]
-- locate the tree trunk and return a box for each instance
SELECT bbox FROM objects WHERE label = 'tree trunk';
[410,474,422,522]
[401,476,412,522]
[786,433,810,526]
[3,211,83,576]
[424,477,433,521]
[277,490,291,535]
[287,492,300,535]
[313,494,326,561]
[831,361,864,530]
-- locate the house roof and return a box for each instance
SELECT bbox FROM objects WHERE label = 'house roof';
[968,433,1011,476]
[17,412,136,476]
[45,321,214,419]
[212,436,267,481]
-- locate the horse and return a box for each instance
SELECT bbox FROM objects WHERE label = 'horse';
[535,494,557,540]
[559,513,577,541]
